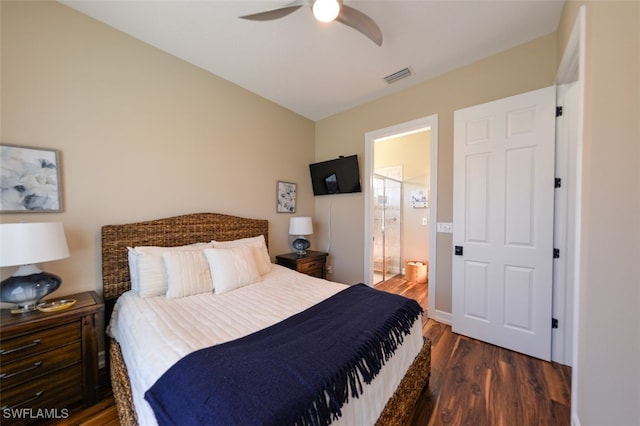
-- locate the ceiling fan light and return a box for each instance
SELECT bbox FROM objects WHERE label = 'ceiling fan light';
[312,0,340,23]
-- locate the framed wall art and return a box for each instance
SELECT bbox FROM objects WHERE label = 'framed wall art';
[411,188,428,208]
[0,144,63,212]
[276,181,296,213]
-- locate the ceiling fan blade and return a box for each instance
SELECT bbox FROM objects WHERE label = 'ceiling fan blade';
[335,4,383,46]
[239,5,303,21]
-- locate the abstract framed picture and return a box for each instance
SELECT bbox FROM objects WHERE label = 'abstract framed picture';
[276,181,296,213]
[0,144,63,212]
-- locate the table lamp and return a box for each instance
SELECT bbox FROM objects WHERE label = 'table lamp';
[0,222,70,313]
[289,217,313,256]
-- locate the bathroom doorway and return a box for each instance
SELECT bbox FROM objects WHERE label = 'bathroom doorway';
[364,114,438,317]
[369,128,431,288]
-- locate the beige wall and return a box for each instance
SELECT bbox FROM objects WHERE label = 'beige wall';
[315,33,558,309]
[557,1,640,424]
[0,1,316,297]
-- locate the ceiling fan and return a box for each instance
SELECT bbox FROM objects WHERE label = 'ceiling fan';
[239,0,383,46]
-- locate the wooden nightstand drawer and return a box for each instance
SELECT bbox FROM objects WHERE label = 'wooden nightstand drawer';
[297,259,324,275]
[304,268,324,278]
[0,322,81,365]
[0,342,81,389]
[0,364,83,411]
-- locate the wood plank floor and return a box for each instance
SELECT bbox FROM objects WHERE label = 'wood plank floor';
[54,394,119,426]
[60,277,571,425]
[376,276,572,426]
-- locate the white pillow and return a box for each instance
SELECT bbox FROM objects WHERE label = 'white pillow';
[127,242,213,297]
[128,248,141,292]
[204,246,262,294]
[163,250,213,299]
[212,235,272,275]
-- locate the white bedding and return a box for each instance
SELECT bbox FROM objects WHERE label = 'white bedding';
[108,264,423,425]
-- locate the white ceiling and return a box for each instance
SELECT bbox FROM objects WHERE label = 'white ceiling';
[60,0,565,121]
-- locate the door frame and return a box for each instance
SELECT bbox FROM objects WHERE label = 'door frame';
[553,82,579,366]
[364,114,438,319]
[555,4,586,422]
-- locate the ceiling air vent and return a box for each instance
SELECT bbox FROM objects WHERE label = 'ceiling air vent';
[384,67,413,84]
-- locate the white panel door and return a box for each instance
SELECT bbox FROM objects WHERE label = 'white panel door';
[452,86,556,361]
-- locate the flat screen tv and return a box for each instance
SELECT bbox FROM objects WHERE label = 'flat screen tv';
[309,155,362,196]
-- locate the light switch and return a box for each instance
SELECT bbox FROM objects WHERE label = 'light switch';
[422,217,428,226]
[437,222,453,233]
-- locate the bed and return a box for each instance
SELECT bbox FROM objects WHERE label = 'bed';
[101,212,430,425]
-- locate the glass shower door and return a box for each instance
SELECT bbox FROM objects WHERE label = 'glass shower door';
[373,175,401,284]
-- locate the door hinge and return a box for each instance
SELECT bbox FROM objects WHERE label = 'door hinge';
[555,177,562,188]
[556,106,563,117]
[553,248,560,259]
[552,318,559,329]
[454,246,464,256]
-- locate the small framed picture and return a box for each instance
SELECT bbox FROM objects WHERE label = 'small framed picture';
[0,144,63,212]
[411,188,428,209]
[276,181,296,213]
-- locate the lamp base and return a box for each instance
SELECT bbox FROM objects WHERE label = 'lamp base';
[1,272,62,315]
[292,237,311,257]
[10,304,39,314]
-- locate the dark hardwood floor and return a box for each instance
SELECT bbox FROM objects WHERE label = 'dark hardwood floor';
[376,276,572,426]
[54,394,119,426]
[60,276,571,425]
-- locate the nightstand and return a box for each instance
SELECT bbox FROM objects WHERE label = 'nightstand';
[276,250,328,279]
[0,291,104,424]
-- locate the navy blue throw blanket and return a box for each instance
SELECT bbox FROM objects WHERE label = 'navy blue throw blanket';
[145,284,422,426]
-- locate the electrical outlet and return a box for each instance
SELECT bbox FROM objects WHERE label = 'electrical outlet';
[327,265,333,274]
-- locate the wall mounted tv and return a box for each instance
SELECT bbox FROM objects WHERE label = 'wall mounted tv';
[309,155,362,196]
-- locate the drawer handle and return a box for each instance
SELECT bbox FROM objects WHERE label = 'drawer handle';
[0,391,43,411]
[0,339,41,356]
[0,361,43,380]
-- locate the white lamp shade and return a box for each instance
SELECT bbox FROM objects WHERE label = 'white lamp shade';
[289,217,313,236]
[0,222,70,267]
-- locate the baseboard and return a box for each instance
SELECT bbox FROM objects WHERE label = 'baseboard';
[433,309,452,325]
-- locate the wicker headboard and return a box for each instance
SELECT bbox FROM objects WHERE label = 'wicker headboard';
[101,213,269,300]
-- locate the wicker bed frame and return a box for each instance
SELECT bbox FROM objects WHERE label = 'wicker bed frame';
[101,212,430,425]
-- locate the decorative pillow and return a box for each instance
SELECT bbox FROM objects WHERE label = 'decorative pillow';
[212,235,272,275]
[204,246,262,294]
[127,242,213,298]
[163,250,213,299]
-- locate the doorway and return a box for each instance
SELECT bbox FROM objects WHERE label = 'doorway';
[364,114,438,318]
